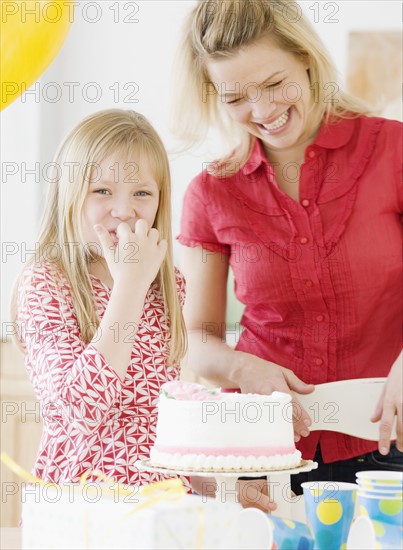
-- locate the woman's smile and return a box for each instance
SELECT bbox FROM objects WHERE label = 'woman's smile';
[207,37,322,156]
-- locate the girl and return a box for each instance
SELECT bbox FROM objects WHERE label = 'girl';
[12,109,187,486]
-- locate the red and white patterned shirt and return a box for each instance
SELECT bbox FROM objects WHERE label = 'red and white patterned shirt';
[17,261,185,486]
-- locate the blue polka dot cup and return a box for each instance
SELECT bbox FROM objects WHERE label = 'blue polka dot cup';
[301,481,357,550]
[356,471,403,486]
[357,493,403,527]
[266,515,314,550]
[358,489,402,499]
[347,515,403,549]
[356,471,402,499]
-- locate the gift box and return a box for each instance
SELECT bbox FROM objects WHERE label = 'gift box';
[21,481,271,550]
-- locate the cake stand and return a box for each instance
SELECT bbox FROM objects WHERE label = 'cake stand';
[136,459,317,519]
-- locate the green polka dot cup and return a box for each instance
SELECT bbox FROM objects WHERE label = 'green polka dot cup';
[302,481,357,550]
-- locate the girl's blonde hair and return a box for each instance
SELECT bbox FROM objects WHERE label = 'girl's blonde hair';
[171,0,373,167]
[12,109,187,364]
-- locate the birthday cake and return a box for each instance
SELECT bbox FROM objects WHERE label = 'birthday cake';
[150,381,302,471]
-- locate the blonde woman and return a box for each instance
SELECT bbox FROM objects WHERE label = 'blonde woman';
[173,0,402,499]
[12,109,187,485]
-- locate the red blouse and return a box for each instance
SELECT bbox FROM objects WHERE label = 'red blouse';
[17,261,186,485]
[178,116,402,463]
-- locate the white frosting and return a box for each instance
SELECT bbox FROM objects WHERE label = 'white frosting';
[151,387,302,472]
[149,450,302,472]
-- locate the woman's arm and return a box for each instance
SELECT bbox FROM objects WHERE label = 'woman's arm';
[371,350,403,453]
[181,245,314,439]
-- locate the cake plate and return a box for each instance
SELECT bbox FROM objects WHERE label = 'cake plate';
[136,459,317,519]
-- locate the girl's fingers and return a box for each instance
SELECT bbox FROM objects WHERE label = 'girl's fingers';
[94,224,113,259]
[116,222,132,240]
[148,227,160,243]
[134,218,149,235]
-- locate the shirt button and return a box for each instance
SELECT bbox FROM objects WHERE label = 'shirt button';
[308,150,316,159]
[300,237,308,244]
[301,199,310,207]
[315,358,323,366]
[305,279,313,287]
[316,315,324,322]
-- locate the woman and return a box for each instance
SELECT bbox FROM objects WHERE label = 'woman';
[172,0,402,498]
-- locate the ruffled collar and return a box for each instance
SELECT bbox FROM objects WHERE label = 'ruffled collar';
[242,116,357,176]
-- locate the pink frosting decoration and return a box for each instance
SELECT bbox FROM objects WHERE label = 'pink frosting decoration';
[161,381,222,401]
[153,445,296,456]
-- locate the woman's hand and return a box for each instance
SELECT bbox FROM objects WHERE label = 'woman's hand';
[95,219,167,289]
[371,353,403,453]
[189,476,277,512]
[231,356,315,441]
[181,246,314,440]
[237,478,277,513]
[189,475,216,498]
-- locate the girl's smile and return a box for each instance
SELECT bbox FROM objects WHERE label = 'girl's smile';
[81,152,160,256]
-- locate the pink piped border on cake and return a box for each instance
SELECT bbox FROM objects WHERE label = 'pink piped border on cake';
[153,445,296,456]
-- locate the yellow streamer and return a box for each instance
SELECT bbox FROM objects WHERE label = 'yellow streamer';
[1,452,204,549]
[0,452,58,488]
[1,452,183,497]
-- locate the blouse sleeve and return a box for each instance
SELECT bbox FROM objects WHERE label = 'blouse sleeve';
[177,173,231,254]
[17,263,123,435]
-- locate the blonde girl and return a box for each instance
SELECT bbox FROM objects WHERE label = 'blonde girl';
[12,109,187,485]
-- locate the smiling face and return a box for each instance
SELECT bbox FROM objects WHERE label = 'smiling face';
[206,37,322,158]
[81,151,160,257]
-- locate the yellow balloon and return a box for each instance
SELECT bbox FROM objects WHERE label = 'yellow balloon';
[0,0,74,110]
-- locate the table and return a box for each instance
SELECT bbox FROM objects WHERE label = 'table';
[1,528,21,550]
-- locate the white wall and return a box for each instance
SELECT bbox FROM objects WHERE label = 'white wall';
[1,0,401,327]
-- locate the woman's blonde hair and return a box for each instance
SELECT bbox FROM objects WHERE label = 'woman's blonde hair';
[12,109,187,364]
[171,0,373,167]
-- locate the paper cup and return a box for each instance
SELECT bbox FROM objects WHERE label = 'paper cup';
[357,489,403,500]
[234,508,273,550]
[356,471,403,485]
[358,483,403,494]
[347,515,403,549]
[266,515,314,550]
[301,482,357,550]
[357,493,403,527]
